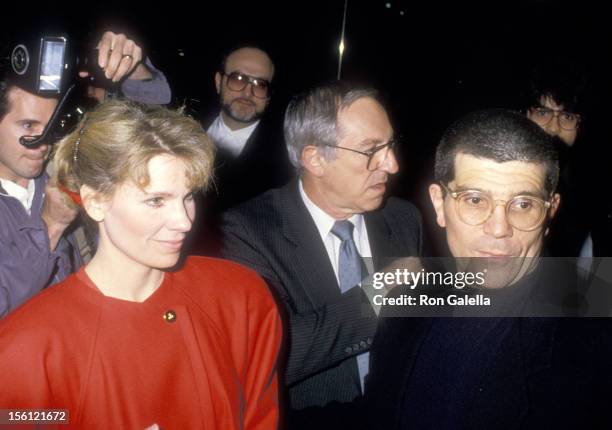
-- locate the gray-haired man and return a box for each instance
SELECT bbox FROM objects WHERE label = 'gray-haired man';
[221,81,424,417]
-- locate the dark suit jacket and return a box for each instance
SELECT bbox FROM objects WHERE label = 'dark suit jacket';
[220,179,424,411]
[189,110,292,255]
[209,112,292,210]
[366,288,612,429]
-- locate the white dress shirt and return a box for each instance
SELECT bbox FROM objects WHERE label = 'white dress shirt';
[299,180,372,281]
[206,114,259,157]
[0,178,36,215]
[299,180,372,392]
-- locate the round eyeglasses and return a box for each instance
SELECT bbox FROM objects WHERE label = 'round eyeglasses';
[221,71,270,99]
[528,106,581,131]
[442,184,552,231]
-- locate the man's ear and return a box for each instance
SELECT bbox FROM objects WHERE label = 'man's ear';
[429,183,447,228]
[549,193,561,219]
[544,192,561,236]
[214,72,222,95]
[80,185,108,222]
[301,145,326,177]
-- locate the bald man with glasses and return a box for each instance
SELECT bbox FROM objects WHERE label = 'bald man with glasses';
[209,44,291,202]
[190,44,291,255]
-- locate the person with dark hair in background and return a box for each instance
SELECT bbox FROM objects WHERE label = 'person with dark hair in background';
[0,100,281,429]
[0,30,171,317]
[524,57,593,256]
[221,81,424,424]
[365,109,612,429]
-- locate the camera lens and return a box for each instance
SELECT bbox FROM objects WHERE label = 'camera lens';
[11,45,29,75]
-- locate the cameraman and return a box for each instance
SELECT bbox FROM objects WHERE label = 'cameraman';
[0,30,171,317]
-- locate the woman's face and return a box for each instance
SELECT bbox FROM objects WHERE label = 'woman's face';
[97,154,196,270]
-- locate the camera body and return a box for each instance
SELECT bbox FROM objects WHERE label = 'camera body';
[9,36,72,97]
[6,34,117,147]
[9,35,117,96]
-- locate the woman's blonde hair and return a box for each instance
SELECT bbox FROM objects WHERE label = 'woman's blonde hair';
[53,100,215,197]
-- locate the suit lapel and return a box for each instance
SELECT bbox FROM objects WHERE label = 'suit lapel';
[278,180,342,306]
[235,122,260,164]
[276,186,419,306]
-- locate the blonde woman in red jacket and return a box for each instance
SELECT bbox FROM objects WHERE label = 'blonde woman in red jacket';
[0,100,282,429]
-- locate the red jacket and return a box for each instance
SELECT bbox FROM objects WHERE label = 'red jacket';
[0,257,282,429]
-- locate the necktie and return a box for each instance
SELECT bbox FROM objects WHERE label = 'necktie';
[331,220,370,391]
[331,220,366,293]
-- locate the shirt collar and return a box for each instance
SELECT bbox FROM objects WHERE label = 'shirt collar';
[298,179,364,241]
[0,178,36,214]
[217,114,260,136]
[207,115,261,157]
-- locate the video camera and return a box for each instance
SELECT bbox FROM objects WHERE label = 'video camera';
[5,34,119,148]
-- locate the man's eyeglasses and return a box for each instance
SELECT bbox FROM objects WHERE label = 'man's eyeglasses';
[321,139,397,171]
[528,106,581,131]
[441,183,552,231]
[221,71,270,99]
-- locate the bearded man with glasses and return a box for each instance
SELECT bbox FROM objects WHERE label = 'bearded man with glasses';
[191,44,291,254]
[213,47,274,133]
[207,44,291,208]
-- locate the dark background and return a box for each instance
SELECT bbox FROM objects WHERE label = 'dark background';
[4,0,611,247]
